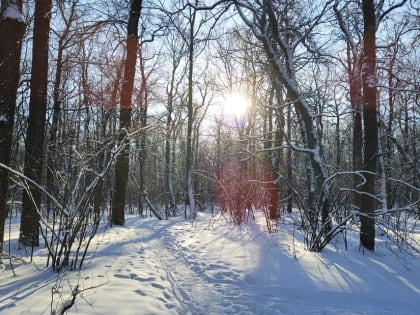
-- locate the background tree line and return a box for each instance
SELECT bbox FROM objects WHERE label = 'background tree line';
[0,0,419,269]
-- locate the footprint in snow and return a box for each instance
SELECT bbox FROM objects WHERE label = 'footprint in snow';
[134,289,147,296]
[114,273,130,279]
[134,276,156,282]
[151,282,165,290]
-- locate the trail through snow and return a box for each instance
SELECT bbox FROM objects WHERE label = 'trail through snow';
[1,213,419,314]
[84,216,279,314]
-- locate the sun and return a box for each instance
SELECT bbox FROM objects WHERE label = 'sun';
[222,92,250,117]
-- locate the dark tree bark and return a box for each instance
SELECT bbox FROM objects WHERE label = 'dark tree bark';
[111,0,142,226]
[0,0,25,253]
[19,0,52,247]
[360,0,378,251]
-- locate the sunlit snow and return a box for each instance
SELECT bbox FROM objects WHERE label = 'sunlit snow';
[1,212,419,314]
[2,5,24,22]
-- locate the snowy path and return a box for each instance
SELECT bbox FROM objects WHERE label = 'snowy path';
[1,213,420,314]
[78,215,420,315]
[88,216,285,314]
[65,218,292,314]
[156,224,260,314]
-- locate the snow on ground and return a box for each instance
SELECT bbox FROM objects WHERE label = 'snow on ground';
[1,212,419,314]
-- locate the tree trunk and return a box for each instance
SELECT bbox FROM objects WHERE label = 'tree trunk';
[347,44,363,212]
[185,1,198,216]
[46,2,77,213]
[137,51,148,216]
[286,104,293,213]
[235,1,330,222]
[270,86,284,219]
[0,0,25,253]
[165,93,175,213]
[19,0,52,247]
[264,1,329,229]
[111,0,142,226]
[385,53,396,209]
[334,3,364,211]
[93,62,122,218]
[353,108,363,205]
[360,0,378,251]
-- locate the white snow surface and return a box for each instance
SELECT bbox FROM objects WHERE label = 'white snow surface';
[2,4,24,22]
[1,212,419,314]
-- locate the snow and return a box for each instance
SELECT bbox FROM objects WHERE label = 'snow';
[0,114,8,122]
[2,5,24,22]
[1,212,419,314]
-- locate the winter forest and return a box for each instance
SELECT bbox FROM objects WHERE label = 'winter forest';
[1,0,419,314]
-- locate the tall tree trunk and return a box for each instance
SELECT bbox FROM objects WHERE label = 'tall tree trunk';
[263,1,330,229]
[185,1,198,217]
[271,86,284,219]
[236,1,331,221]
[360,0,378,251]
[334,3,364,211]
[0,0,25,253]
[137,50,148,216]
[347,45,363,212]
[286,104,293,213]
[385,53,396,209]
[263,88,274,154]
[46,1,77,212]
[111,0,142,226]
[165,90,175,214]
[264,87,279,218]
[353,107,363,204]
[164,40,183,216]
[94,62,122,217]
[19,0,52,247]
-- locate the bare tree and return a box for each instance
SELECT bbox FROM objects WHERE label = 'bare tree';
[185,0,199,216]
[163,30,187,216]
[235,0,332,250]
[111,0,142,225]
[359,0,378,251]
[334,1,364,210]
[19,0,52,247]
[0,0,25,254]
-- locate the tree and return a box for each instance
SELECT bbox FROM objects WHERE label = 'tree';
[235,0,332,249]
[378,7,419,216]
[359,0,378,251]
[359,0,410,251]
[19,0,52,247]
[0,0,25,254]
[163,31,186,216]
[111,0,142,225]
[166,0,229,217]
[334,0,364,210]
[185,0,199,216]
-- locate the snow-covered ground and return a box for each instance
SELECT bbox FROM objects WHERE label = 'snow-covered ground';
[1,212,419,314]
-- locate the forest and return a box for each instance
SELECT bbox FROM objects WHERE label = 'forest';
[1,1,420,313]
[0,0,419,273]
